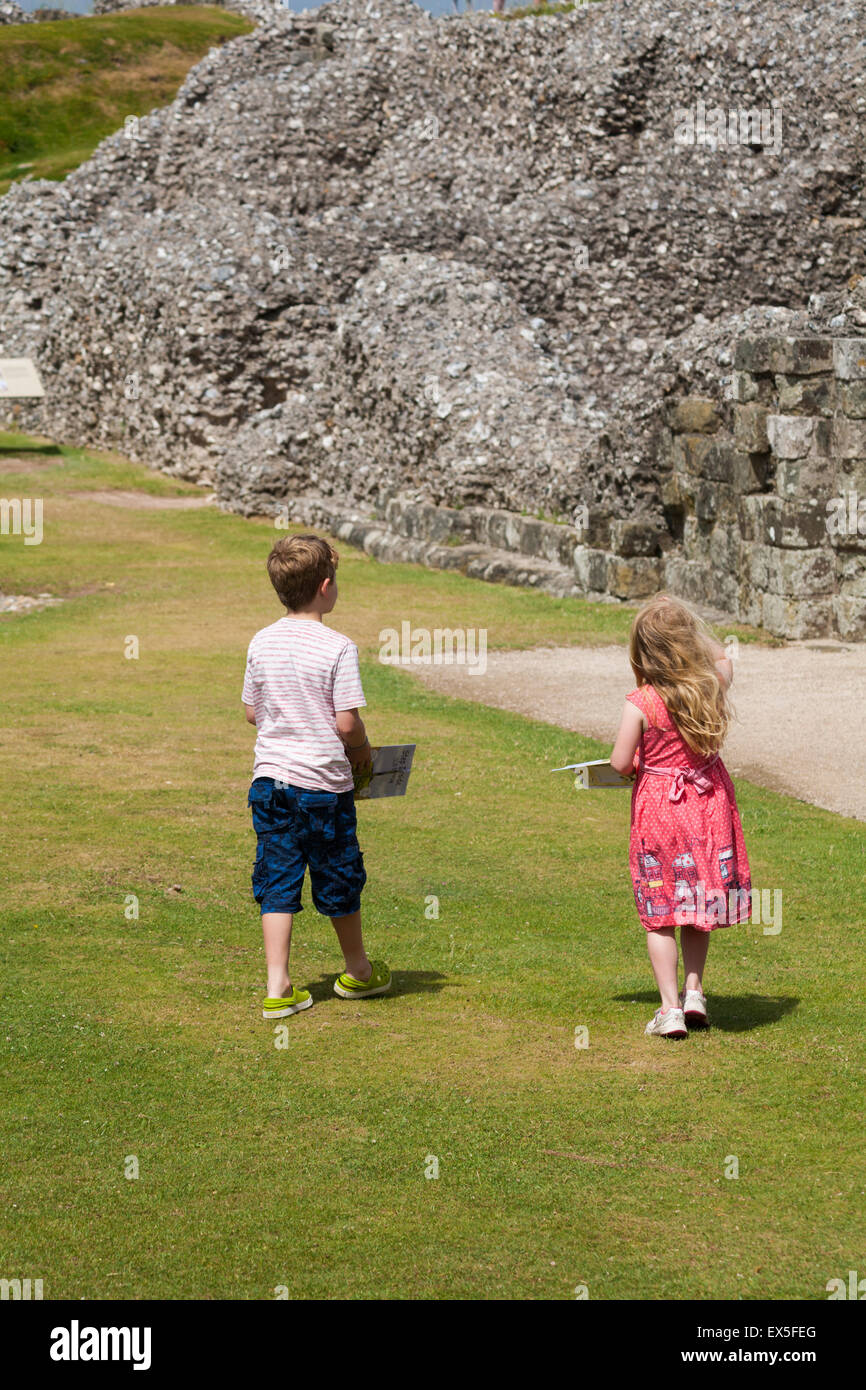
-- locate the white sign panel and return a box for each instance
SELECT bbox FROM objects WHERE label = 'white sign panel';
[0,358,45,398]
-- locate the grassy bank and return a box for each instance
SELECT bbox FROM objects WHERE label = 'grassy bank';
[0,7,253,196]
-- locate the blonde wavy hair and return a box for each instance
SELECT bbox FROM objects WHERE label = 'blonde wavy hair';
[629,594,731,757]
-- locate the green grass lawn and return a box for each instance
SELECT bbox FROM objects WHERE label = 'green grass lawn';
[1,434,863,1300]
[0,7,253,196]
[499,2,602,20]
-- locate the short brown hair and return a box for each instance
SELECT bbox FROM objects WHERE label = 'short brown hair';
[266,533,338,611]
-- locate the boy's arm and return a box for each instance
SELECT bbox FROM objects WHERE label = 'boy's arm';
[336,708,373,772]
[242,639,258,722]
[610,700,645,777]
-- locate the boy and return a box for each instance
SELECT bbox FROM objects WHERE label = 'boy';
[242,533,391,1019]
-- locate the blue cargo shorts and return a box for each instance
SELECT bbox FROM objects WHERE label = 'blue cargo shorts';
[247,778,366,917]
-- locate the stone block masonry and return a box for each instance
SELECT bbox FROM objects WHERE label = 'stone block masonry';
[662,333,866,639]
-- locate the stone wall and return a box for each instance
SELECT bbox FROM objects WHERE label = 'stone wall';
[1,0,864,636]
[0,3,97,18]
[92,0,278,22]
[255,328,866,639]
[0,0,270,27]
[0,2,33,21]
[663,335,866,640]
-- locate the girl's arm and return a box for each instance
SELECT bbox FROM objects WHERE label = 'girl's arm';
[610,700,645,777]
[705,636,733,690]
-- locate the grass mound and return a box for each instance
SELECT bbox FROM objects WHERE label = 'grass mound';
[0,7,253,195]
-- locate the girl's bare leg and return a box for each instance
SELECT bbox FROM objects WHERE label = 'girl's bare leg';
[681,924,711,994]
[646,925,680,1011]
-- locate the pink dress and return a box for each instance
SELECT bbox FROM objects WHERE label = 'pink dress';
[627,685,751,932]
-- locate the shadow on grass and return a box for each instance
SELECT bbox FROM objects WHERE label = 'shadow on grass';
[614,991,799,1031]
[0,437,62,455]
[306,969,452,1003]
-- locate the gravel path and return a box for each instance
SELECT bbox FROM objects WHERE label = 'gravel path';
[410,642,866,823]
[78,490,215,509]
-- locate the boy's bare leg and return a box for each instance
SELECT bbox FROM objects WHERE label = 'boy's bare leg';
[681,923,711,994]
[262,912,294,997]
[645,925,680,1011]
[330,910,371,981]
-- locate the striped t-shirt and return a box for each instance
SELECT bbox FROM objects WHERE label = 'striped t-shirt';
[241,617,366,793]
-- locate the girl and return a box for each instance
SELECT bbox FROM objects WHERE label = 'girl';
[610,594,751,1039]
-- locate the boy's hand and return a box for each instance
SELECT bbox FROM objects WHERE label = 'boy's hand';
[346,737,373,773]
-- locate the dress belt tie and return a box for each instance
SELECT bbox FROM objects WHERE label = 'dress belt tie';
[640,755,718,803]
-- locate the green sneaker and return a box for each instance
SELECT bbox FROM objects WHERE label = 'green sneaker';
[262,987,312,1020]
[334,959,392,1000]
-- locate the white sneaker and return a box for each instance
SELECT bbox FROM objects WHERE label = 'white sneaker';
[645,1006,687,1039]
[680,989,709,1029]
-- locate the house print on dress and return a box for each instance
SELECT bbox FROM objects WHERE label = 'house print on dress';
[718,845,735,886]
[672,848,699,913]
[635,840,672,919]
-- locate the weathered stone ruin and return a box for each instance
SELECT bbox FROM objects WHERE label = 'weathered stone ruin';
[0,2,32,22]
[1,0,864,634]
[92,0,276,20]
[0,4,90,20]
